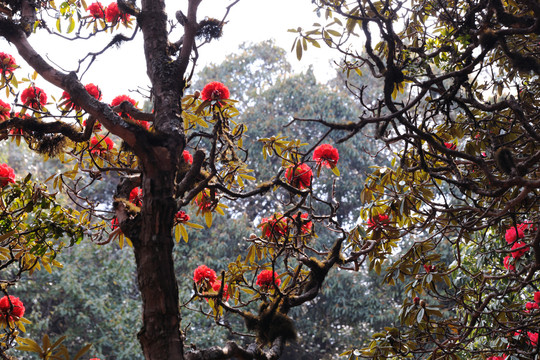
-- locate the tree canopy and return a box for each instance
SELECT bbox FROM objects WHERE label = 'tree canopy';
[0,0,539,359]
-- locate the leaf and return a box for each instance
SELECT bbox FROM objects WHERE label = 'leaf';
[73,343,92,360]
[56,17,62,32]
[17,338,42,353]
[296,39,303,60]
[67,16,75,33]
[416,308,424,323]
[331,166,340,176]
[180,223,188,243]
[204,211,213,228]
[174,224,181,243]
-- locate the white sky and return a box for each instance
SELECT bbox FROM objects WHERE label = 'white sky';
[2,0,339,103]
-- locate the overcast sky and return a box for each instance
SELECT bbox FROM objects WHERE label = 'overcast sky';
[1,0,339,103]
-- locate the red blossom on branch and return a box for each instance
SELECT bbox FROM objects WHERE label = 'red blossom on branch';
[174,211,190,223]
[183,150,193,164]
[111,217,119,230]
[505,224,527,244]
[535,291,540,304]
[528,332,538,347]
[510,241,529,259]
[0,295,25,319]
[367,214,390,229]
[0,52,17,76]
[260,213,289,240]
[110,94,137,118]
[193,265,217,284]
[424,264,436,273]
[0,99,10,121]
[313,144,339,168]
[256,270,281,288]
[87,2,106,18]
[525,301,539,313]
[0,163,15,187]
[105,2,130,22]
[201,82,230,102]
[503,255,515,271]
[62,83,102,111]
[129,187,143,207]
[487,355,507,360]
[444,142,457,150]
[211,280,230,301]
[284,163,312,190]
[195,189,214,212]
[83,119,102,132]
[21,86,47,109]
[291,212,312,235]
[90,135,114,156]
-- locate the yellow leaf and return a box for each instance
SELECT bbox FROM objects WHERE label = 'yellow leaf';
[180,224,188,243]
[204,211,213,228]
[174,224,181,243]
[331,166,340,176]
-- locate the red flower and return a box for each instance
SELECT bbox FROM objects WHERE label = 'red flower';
[195,189,214,212]
[260,213,289,240]
[21,86,47,109]
[63,83,102,110]
[291,212,312,235]
[110,94,137,118]
[313,144,339,168]
[129,187,142,207]
[90,135,114,155]
[0,99,10,121]
[174,211,190,223]
[528,332,538,347]
[0,163,15,187]
[111,217,119,229]
[83,118,102,131]
[0,52,17,76]
[424,264,436,273]
[503,255,515,271]
[183,150,193,164]
[105,2,130,22]
[201,82,230,102]
[285,163,312,189]
[367,214,390,229]
[136,120,150,129]
[256,270,281,288]
[511,241,529,259]
[211,280,230,301]
[193,265,217,284]
[487,356,507,360]
[505,224,526,244]
[87,2,106,18]
[444,142,457,150]
[525,301,539,312]
[535,291,540,304]
[0,295,25,319]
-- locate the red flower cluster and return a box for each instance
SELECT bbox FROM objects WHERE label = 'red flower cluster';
[511,241,529,259]
[535,291,540,304]
[87,2,106,18]
[424,264,436,273]
[292,212,312,235]
[211,280,230,301]
[0,163,15,187]
[111,94,137,118]
[367,214,390,229]
[63,83,102,111]
[260,213,289,240]
[256,270,281,289]
[183,150,193,164]
[285,163,312,190]
[129,187,143,207]
[503,255,515,272]
[505,223,528,244]
[486,355,507,360]
[0,53,17,76]
[201,82,230,102]
[174,211,190,223]
[0,99,10,121]
[313,144,339,168]
[525,301,539,313]
[90,135,114,155]
[21,86,47,109]
[193,265,217,284]
[195,189,214,212]
[111,217,119,230]
[104,2,130,23]
[529,332,539,347]
[0,295,25,319]
[444,142,457,150]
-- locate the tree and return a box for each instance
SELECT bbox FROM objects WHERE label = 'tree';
[289,0,540,359]
[0,1,385,360]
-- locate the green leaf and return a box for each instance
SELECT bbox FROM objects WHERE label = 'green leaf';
[296,39,303,60]
[67,16,75,33]
[56,17,62,32]
[73,343,92,360]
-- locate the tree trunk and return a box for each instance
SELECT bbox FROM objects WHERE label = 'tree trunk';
[133,167,184,360]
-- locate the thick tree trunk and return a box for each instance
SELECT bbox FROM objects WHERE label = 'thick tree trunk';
[133,168,184,360]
